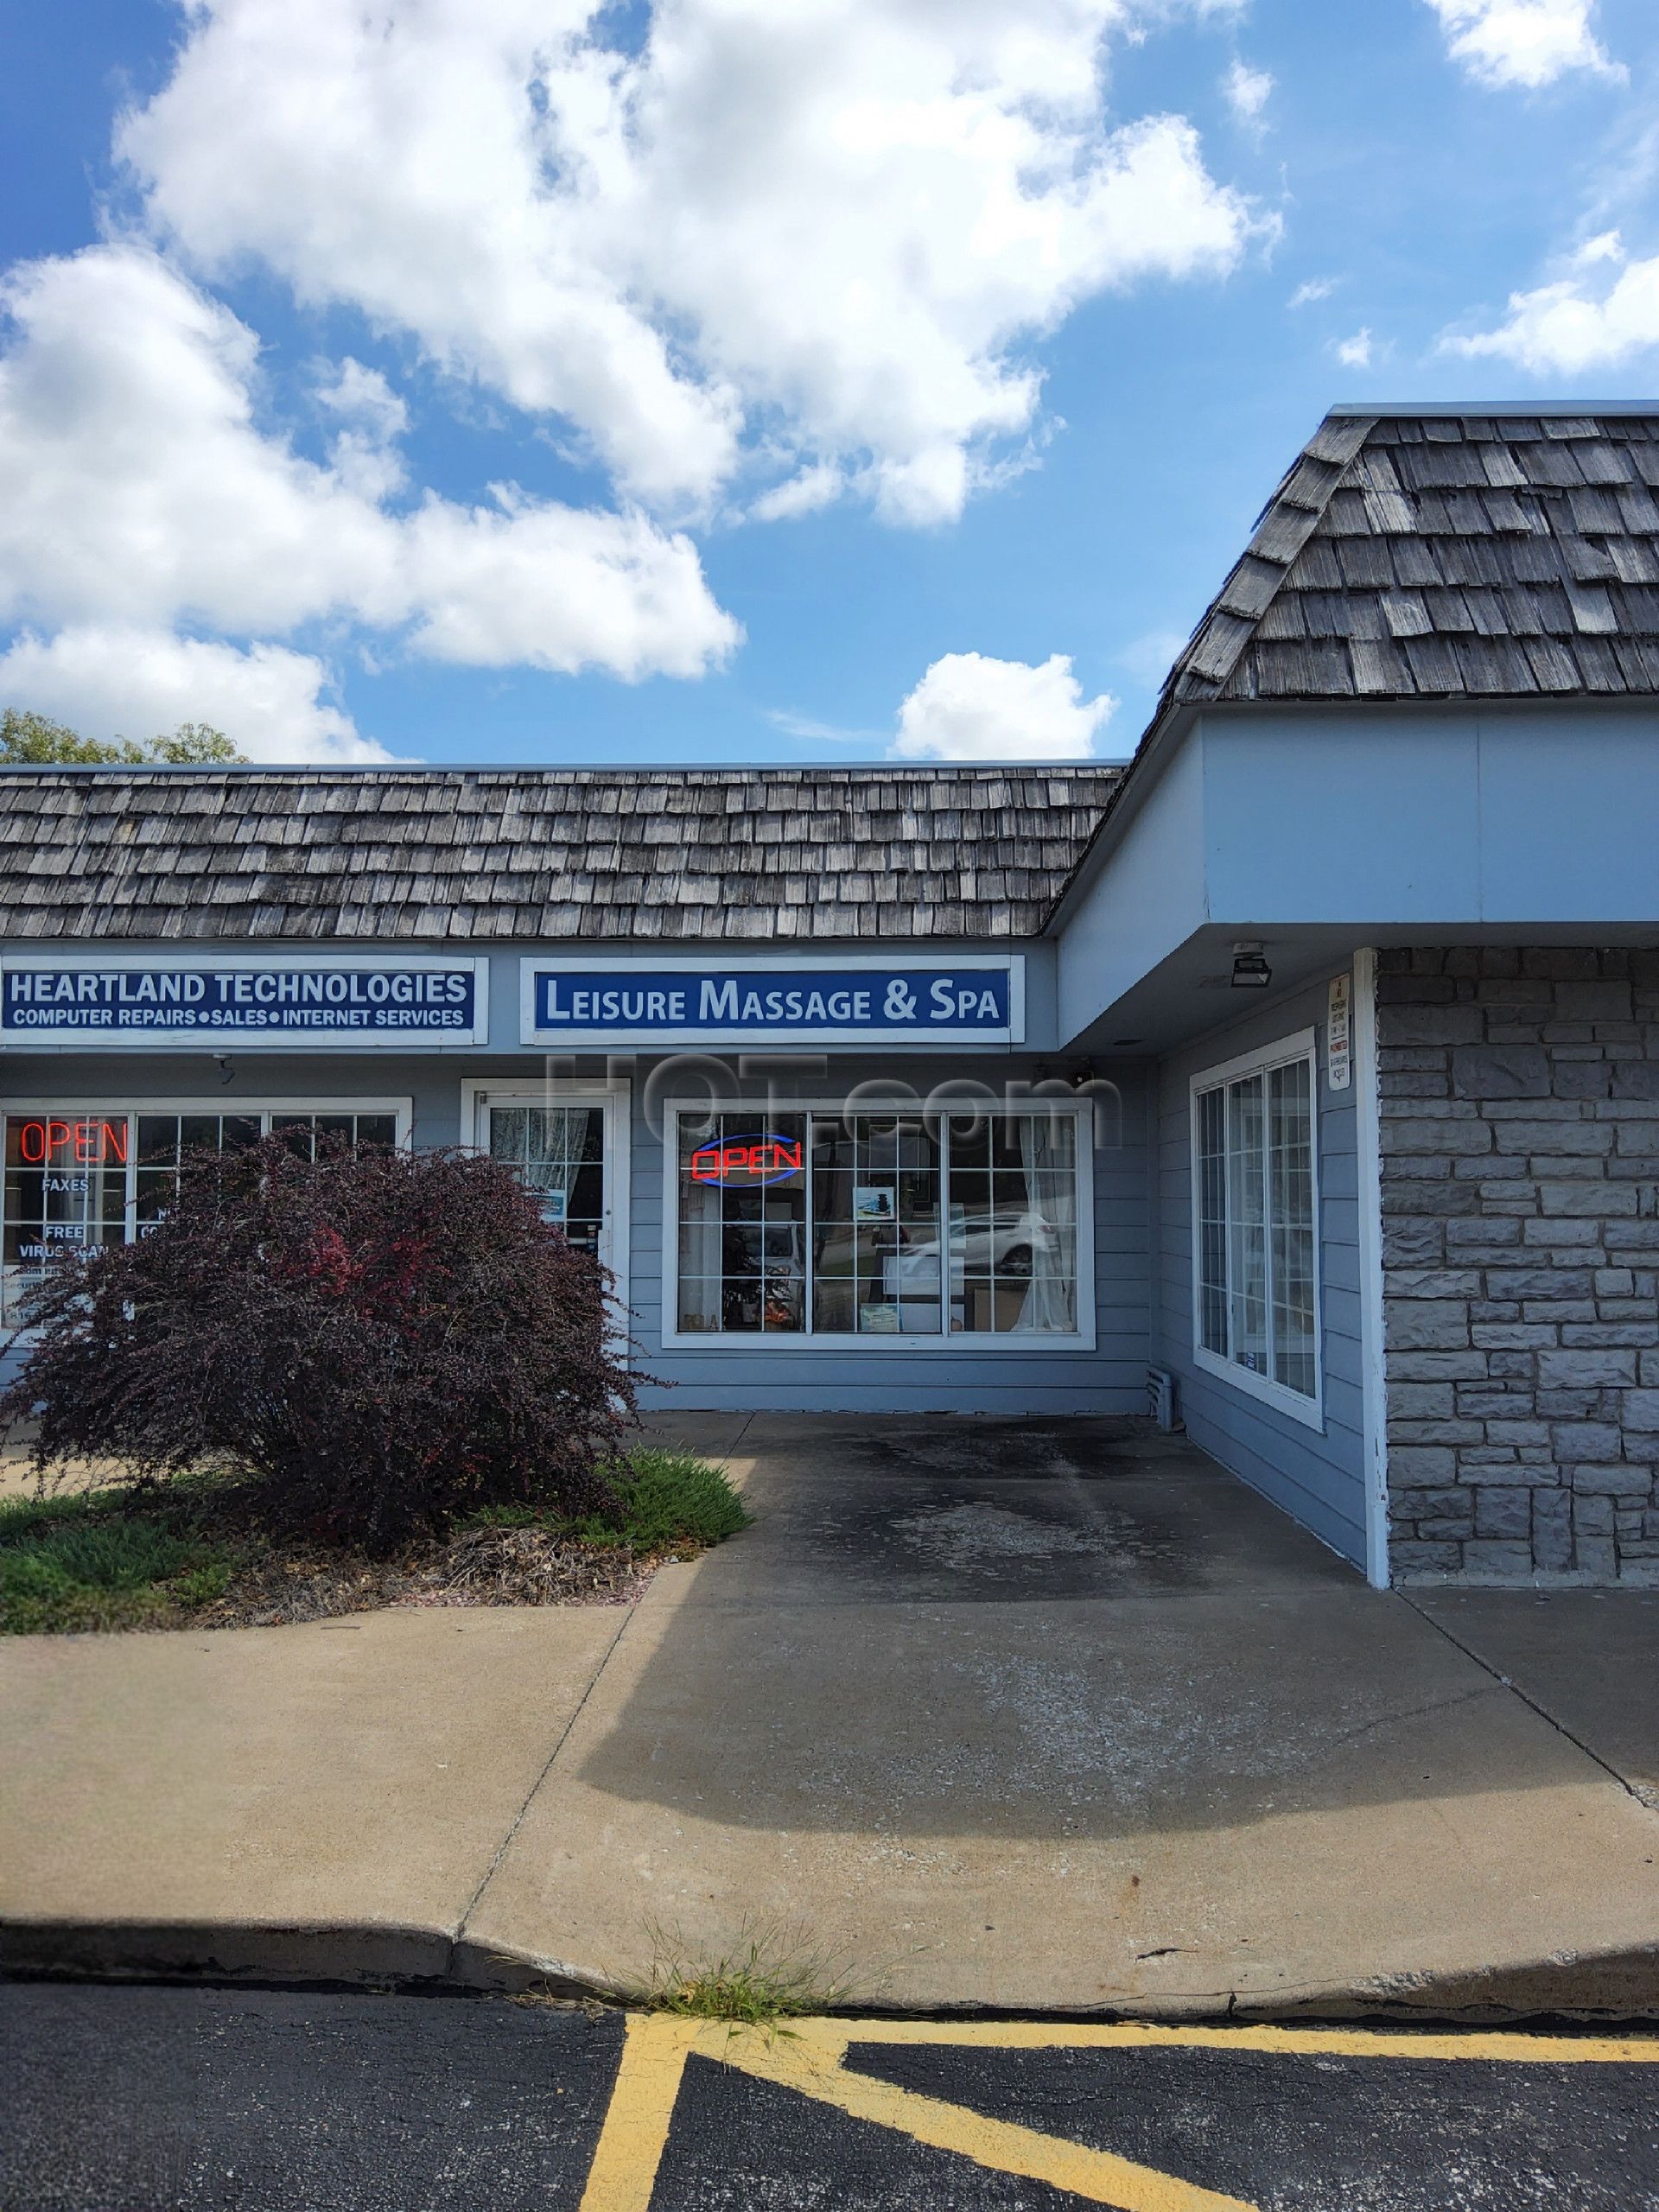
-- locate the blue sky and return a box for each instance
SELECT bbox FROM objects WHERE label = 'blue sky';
[2,0,1656,766]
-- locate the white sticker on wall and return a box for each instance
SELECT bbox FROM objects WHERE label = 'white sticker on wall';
[1327,971,1352,1091]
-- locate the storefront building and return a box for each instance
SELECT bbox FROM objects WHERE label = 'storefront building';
[4,404,1658,1592]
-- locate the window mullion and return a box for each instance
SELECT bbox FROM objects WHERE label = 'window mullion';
[1221,1081,1235,1366]
[1261,1077,1275,1387]
[941,1116,953,1338]
[124,1113,137,1246]
[804,1111,816,1338]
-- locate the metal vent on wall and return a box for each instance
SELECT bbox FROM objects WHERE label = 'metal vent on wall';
[1147,1365,1179,1431]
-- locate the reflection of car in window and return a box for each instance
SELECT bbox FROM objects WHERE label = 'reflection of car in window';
[888,1208,1058,1285]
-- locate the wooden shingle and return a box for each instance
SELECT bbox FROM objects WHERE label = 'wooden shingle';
[1146,409,1659,717]
[0,766,1123,944]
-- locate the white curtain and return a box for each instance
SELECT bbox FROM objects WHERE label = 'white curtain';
[677,1118,725,1327]
[1013,1113,1077,1333]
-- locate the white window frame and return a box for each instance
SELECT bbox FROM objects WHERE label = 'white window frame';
[1,1095,414,1331]
[461,1078,631,1323]
[1188,1030,1325,1433]
[659,1096,1096,1354]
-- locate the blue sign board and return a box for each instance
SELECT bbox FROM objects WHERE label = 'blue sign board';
[522,959,1022,1046]
[0,957,489,1049]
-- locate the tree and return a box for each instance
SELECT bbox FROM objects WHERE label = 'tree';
[148,721,245,763]
[0,709,139,764]
[0,709,247,764]
[0,1137,639,1551]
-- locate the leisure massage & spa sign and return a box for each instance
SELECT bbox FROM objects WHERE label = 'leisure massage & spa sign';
[0,950,1020,1052]
[522,956,1024,1046]
[0,954,490,1049]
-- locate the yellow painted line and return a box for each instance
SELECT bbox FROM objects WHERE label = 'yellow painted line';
[714,2020,1257,2212]
[575,2011,1659,2212]
[577,2014,702,2212]
[817,2017,1659,2064]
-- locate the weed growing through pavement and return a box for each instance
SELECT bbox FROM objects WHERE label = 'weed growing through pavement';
[638,1918,860,2029]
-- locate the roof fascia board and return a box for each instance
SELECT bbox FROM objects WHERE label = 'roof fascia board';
[1044,686,1659,940]
[1043,699,1204,935]
[1043,407,1376,938]
[0,760,1116,778]
[1326,399,1659,416]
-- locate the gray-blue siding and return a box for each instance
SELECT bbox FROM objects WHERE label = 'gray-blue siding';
[630,1056,1152,1414]
[0,1048,1154,1419]
[1153,978,1367,1568]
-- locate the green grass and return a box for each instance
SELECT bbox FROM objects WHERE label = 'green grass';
[569,1447,751,1551]
[641,1922,855,2026]
[476,1446,751,1554]
[0,1441,747,1634]
[0,1486,238,1634]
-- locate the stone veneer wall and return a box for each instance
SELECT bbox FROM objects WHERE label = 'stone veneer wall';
[1379,947,1659,1585]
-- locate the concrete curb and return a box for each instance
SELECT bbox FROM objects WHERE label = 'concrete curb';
[6,1917,1659,2022]
[1,1917,461,1989]
[0,1918,626,2003]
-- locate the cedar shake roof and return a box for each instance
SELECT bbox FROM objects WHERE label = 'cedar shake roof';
[1051,405,1659,899]
[0,766,1122,943]
[1166,407,1659,710]
[6,408,1656,949]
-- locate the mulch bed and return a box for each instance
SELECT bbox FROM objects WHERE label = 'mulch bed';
[182,1522,655,1630]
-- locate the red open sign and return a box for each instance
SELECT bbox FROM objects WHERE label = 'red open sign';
[16,1117,129,1167]
[688,1133,803,1188]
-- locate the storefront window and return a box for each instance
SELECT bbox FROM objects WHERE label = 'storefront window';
[2,1106,404,1323]
[673,1108,1083,1340]
[1192,1038,1319,1410]
[942,1110,1077,1337]
[269,1112,398,1160]
[678,1114,809,1334]
[3,1115,130,1294]
[486,1105,607,1257]
[134,1112,264,1224]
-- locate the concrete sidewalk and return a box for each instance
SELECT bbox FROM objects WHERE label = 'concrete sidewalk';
[4,1414,1658,2016]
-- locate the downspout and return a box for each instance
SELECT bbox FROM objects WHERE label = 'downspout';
[1351,948,1389,1588]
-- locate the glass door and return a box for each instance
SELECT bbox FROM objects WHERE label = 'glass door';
[472,1087,627,1313]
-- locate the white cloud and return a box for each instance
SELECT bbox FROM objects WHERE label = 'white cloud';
[1449,248,1659,372]
[315,358,409,446]
[765,708,871,744]
[0,245,740,682]
[0,626,387,763]
[118,0,1263,527]
[315,357,410,501]
[1288,276,1336,308]
[1424,1,1621,90]
[1574,227,1626,264]
[1333,326,1374,368]
[892,652,1116,761]
[749,465,846,524]
[1224,59,1273,123]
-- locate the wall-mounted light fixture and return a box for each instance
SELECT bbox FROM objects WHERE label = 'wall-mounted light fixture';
[1230,941,1272,989]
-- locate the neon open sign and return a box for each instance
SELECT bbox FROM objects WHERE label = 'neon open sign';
[16,1117,129,1167]
[687,1134,804,1188]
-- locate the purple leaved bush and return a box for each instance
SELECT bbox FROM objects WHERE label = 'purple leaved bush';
[0,1136,637,1551]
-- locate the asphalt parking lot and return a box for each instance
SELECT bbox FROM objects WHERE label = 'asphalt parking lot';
[5,1982,1658,2211]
